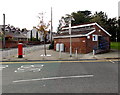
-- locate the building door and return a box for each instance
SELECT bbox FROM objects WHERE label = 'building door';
[98,36,102,47]
[98,36,109,50]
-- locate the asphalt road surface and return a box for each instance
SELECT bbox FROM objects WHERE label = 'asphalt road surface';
[1,59,119,93]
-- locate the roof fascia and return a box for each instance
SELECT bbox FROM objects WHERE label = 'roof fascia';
[85,30,96,36]
[53,34,85,39]
[95,23,111,36]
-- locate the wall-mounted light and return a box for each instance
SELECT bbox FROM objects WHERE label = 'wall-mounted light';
[99,29,101,32]
[87,36,90,39]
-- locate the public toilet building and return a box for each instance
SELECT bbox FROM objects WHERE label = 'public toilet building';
[53,22,111,54]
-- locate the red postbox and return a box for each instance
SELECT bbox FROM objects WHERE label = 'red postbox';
[18,43,23,58]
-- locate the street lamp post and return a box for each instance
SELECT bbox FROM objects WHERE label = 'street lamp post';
[61,14,74,57]
[69,17,72,57]
[50,7,53,43]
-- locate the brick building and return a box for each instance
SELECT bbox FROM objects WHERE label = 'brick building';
[53,22,111,54]
[0,25,28,48]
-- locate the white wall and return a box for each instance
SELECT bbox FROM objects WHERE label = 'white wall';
[27,27,50,42]
[27,28,44,41]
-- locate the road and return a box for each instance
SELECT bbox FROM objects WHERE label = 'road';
[1,59,119,93]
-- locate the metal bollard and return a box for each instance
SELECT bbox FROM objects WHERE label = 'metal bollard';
[93,49,96,55]
[75,48,78,58]
[59,50,62,59]
[8,50,10,59]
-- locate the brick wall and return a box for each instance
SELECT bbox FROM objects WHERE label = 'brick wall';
[54,37,89,54]
[86,35,97,53]
[1,41,28,48]
[5,41,19,48]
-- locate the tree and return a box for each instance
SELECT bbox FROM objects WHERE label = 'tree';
[37,25,48,55]
[71,10,91,25]
[30,30,32,41]
[90,11,108,29]
[105,17,118,41]
[57,10,92,32]
[37,13,50,56]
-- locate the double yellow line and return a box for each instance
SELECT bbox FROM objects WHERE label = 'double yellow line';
[1,59,119,64]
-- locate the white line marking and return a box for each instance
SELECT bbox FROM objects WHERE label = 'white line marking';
[13,75,94,83]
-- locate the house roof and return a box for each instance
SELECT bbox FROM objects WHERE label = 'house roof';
[0,25,28,39]
[53,22,111,39]
[5,31,27,38]
[54,30,96,38]
[62,22,111,36]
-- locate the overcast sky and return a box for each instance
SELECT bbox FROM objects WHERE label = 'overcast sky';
[0,0,119,31]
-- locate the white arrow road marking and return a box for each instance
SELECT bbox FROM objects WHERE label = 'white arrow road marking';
[14,64,44,73]
[13,74,94,83]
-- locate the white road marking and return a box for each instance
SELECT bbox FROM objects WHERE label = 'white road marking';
[109,60,115,63]
[13,74,94,83]
[40,54,51,57]
[21,65,34,68]
[14,64,44,73]
[0,65,8,70]
[43,84,46,87]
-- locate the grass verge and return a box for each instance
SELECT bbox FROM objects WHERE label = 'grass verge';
[110,42,120,50]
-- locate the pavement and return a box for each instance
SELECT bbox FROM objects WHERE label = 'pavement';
[1,44,120,61]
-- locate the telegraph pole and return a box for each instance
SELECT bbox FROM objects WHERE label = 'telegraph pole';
[50,7,53,42]
[3,14,5,49]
